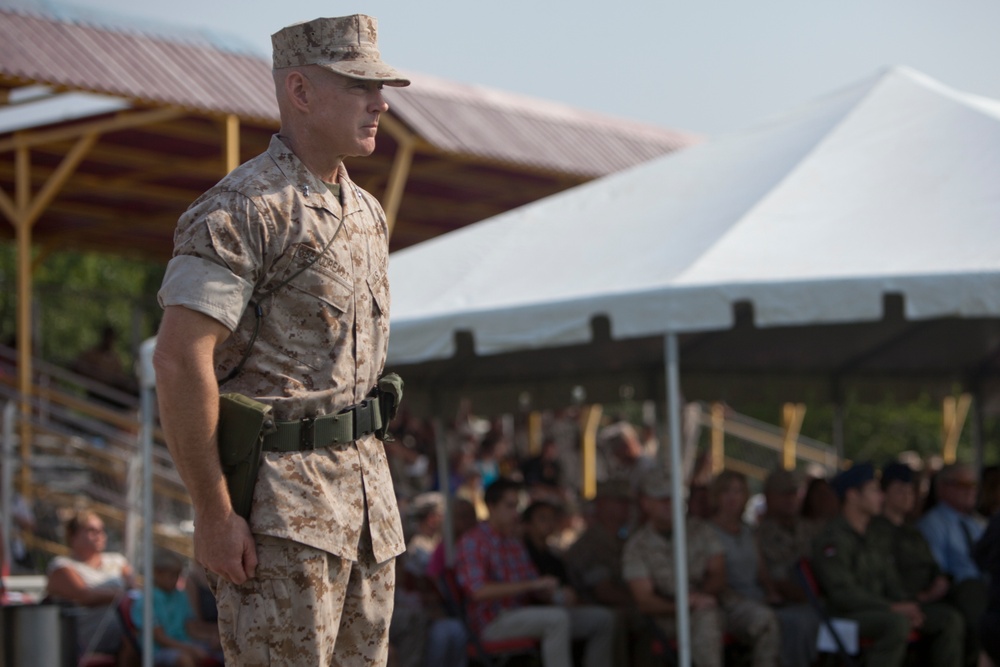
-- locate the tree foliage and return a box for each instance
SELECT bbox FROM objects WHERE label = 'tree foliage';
[0,242,165,368]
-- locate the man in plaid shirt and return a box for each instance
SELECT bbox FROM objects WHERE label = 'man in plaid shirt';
[455,478,614,667]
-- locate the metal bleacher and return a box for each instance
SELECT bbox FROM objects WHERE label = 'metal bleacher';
[0,342,193,569]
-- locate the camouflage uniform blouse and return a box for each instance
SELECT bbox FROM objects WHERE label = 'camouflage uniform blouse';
[622,519,723,598]
[158,135,404,564]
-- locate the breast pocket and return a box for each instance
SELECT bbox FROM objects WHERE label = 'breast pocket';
[266,245,354,372]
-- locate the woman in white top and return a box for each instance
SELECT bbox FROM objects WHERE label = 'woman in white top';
[46,509,132,656]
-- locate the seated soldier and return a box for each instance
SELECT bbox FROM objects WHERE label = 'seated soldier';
[624,469,778,667]
[757,469,817,605]
[812,463,964,667]
[871,462,950,604]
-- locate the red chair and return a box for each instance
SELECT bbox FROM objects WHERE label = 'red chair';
[437,567,541,667]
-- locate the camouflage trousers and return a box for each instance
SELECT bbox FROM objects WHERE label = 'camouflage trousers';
[654,607,724,667]
[209,530,395,666]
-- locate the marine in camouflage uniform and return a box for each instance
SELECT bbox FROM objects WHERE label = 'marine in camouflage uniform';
[154,15,408,666]
[812,464,963,667]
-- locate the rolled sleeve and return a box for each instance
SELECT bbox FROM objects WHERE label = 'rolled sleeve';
[158,255,253,332]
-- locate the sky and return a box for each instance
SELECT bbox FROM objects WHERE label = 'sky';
[11,0,1000,136]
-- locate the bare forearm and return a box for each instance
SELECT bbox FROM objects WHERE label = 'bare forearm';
[154,307,232,519]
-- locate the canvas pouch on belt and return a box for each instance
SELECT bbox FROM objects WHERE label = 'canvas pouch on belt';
[217,393,276,520]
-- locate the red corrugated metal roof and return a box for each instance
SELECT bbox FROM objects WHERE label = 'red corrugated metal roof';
[0,7,277,122]
[387,72,695,177]
[0,6,697,176]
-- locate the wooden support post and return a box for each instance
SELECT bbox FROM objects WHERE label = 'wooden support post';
[4,132,100,501]
[15,144,33,500]
[527,410,542,456]
[782,403,806,470]
[224,114,240,174]
[710,402,725,475]
[942,394,972,465]
[382,137,414,239]
[580,404,603,500]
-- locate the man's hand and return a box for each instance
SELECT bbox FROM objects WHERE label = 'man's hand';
[890,601,925,629]
[917,575,950,603]
[689,591,717,610]
[195,511,257,585]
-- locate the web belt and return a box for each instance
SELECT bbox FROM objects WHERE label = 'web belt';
[262,397,383,452]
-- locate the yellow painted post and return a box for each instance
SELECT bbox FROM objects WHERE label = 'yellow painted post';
[942,394,971,465]
[580,404,603,500]
[224,114,240,173]
[382,137,414,239]
[15,143,33,500]
[711,402,725,474]
[527,411,542,456]
[782,403,806,470]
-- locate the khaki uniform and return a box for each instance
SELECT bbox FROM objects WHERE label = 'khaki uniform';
[159,135,403,664]
[812,516,963,667]
[756,514,821,586]
[622,520,726,667]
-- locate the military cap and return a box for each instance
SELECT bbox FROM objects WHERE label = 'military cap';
[764,468,801,495]
[831,463,875,500]
[638,468,673,499]
[272,15,410,86]
[881,461,914,488]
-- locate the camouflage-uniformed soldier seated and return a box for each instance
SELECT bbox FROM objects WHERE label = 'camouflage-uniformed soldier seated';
[812,463,963,667]
[623,469,779,667]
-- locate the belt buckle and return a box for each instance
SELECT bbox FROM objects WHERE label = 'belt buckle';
[353,399,374,439]
[299,417,315,451]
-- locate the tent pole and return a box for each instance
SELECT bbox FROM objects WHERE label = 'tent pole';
[664,333,691,667]
[433,414,455,567]
[831,381,845,466]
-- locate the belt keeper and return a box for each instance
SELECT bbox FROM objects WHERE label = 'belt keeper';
[299,417,315,450]
[353,399,374,439]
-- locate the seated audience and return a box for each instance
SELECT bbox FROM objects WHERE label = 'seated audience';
[812,463,963,667]
[454,478,614,667]
[623,468,777,667]
[756,469,817,605]
[708,470,818,667]
[522,500,575,597]
[131,551,223,667]
[801,475,839,525]
[521,436,564,496]
[920,463,988,666]
[596,421,654,490]
[46,510,132,658]
[974,508,1000,667]
[872,462,950,603]
[565,482,647,666]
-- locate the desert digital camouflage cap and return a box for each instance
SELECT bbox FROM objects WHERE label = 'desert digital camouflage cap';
[271,15,410,87]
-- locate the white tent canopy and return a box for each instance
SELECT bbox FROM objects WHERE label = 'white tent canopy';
[385,67,1000,667]
[388,66,1000,368]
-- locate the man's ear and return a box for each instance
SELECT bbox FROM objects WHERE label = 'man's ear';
[285,70,311,113]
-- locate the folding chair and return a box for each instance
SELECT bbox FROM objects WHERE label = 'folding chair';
[437,567,541,667]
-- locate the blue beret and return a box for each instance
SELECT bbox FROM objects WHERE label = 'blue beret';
[832,463,875,499]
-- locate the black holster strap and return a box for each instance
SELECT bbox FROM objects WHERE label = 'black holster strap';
[262,397,383,453]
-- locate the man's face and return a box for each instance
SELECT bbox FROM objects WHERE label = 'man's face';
[883,480,915,516]
[488,490,522,535]
[525,506,557,543]
[941,469,978,514]
[303,67,388,161]
[854,480,884,517]
[765,485,802,519]
[641,494,673,532]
